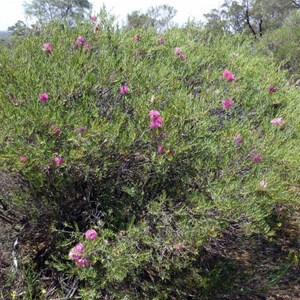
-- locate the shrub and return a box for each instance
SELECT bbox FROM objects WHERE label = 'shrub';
[0,20,299,299]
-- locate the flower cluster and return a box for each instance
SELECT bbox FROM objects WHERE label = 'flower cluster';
[39,93,49,103]
[175,47,187,61]
[149,110,163,128]
[271,117,285,126]
[69,243,92,267]
[223,69,235,81]
[157,37,165,45]
[72,36,92,51]
[42,42,53,54]
[134,34,141,42]
[119,84,129,95]
[222,69,271,164]
[268,85,278,94]
[69,229,97,267]
[90,15,97,22]
[54,156,63,166]
[50,124,61,136]
[222,98,234,110]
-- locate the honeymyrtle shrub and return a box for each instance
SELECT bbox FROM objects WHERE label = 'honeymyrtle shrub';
[0,19,299,299]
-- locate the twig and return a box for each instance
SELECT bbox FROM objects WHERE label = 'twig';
[12,237,19,270]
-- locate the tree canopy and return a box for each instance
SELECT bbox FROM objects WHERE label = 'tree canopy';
[204,0,300,37]
[24,0,92,24]
[126,4,177,33]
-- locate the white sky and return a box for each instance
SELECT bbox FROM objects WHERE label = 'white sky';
[0,0,222,31]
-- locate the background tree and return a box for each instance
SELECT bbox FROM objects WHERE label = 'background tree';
[126,11,154,30]
[205,0,300,37]
[8,20,30,37]
[23,0,92,24]
[126,4,177,33]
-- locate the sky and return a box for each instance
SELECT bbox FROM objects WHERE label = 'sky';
[0,0,222,31]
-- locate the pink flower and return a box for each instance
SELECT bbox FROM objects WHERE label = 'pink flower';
[180,53,187,61]
[85,229,97,240]
[134,34,141,41]
[69,243,85,260]
[233,134,243,144]
[54,156,63,166]
[76,258,93,267]
[268,85,278,94]
[42,42,53,54]
[250,152,263,164]
[270,117,285,126]
[39,93,49,103]
[149,110,163,128]
[90,15,97,22]
[119,85,129,95]
[157,145,164,154]
[222,99,234,110]
[175,47,183,56]
[77,126,86,134]
[259,180,268,190]
[84,43,92,51]
[76,36,85,46]
[223,69,235,81]
[19,156,27,162]
[50,124,61,135]
[157,37,165,45]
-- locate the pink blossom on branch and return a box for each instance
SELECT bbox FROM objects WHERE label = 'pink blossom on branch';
[50,124,61,135]
[90,15,97,22]
[223,69,235,81]
[157,37,165,45]
[270,117,285,126]
[77,126,86,134]
[250,152,263,164]
[157,145,164,154]
[119,85,129,95]
[42,42,53,54]
[84,43,92,51]
[39,93,49,103]
[222,99,234,110]
[76,258,93,267]
[19,156,27,162]
[175,47,183,56]
[180,53,187,61]
[54,156,63,166]
[85,229,97,240]
[233,134,243,144]
[134,34,141,41]
[69,243,85,261]
[268,85,278,94]
[149,110,163,128]
[76,36,85,46]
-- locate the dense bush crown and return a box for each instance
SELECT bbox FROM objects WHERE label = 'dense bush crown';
[0,19,299,299]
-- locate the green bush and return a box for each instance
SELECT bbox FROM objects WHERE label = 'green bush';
[258,10,300,78]
[0,19,299,299]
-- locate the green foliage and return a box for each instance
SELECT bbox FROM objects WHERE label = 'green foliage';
[0,20,299,299]
[258,10,300,77]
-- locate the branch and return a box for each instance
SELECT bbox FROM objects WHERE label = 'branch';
[245,8,257,38]
[259,19,263,36]
[293,1,300,8]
